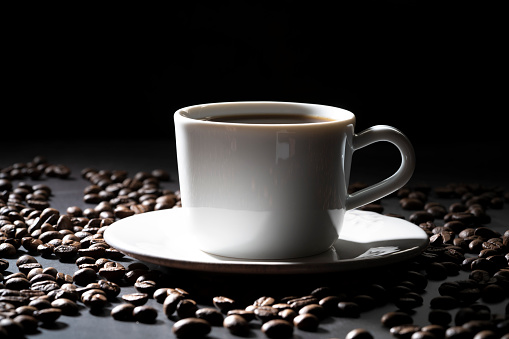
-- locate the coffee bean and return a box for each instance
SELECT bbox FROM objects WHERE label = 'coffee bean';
[287,295,318,311]
[346,328,374,339]
[481,284,506,303]
[293,313,319,331]
[410,211,434,224]
[133,305,157,323]
[54,244,78,261]
[298,303,326,320]
[5,277,31,290]
[163,292,184,318]
[122,293,148,306]
[213,296,236,313]
[111,303,135,321]
[223,314,249,336]
[261,319,293,339]
[400,198,424,210]
[0,318,25,338]
[97,279,121,300]
[99,265,126,281]
[278,308,297,323]
[411,331,437,339]
[430,295,460,310]
[381,311,413,328]
[34,307,62,323]
[337,301,360,318]
[73,267,97,286]
[51,298,79,316]
[428,309,451,326]
[196,307,224,326]
[445,326,472,338]
[176,299,198,319]
[389,324,421,339]
[172,318,211,338]
[254,306,279,323]
[0,243,17,257]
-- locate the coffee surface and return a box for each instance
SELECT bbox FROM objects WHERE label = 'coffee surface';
[204,114,335,124]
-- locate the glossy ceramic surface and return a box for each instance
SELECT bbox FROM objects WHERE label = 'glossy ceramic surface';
[104,209,428,274]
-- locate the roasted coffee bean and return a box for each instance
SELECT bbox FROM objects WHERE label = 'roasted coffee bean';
[426,262,449,280]
[394,293,423,311]
[0,318,25,338]
[134,279,157,294]
[172,317,211,338]
[30,273,56,284]
[445,326,472,338]
[98,266,126,281]
[253,296,275,307]
[5,277,31,290]
[481,284,506,303]
[319,295,342,314]
[51,298,79,316]
[153,288,171,303]
[400,198,424,210]
[176,299,198,319]
[111,303,135,321]
[163,292,184,318]
[337,301,360,318]
[0,243,18,257]
[122,293,148,306]
[133,305,157,323]
[278,308,297,323]
[73,267,97,286]
[389,324,421,339]
[430,295,460,310]
[428,309,452,326]
[381,311,413,328]
[261,319,293,339]
[34,307,62,323]
[54,245,78,261]
[410,211,434,224]
[223,314,249,335]
[346,328,375,339]
[196,307,224,326]
[254,306,279,323]
[287,295,318,311]
[293,313,319,331]
[97,280,121,300]
[212,296,236,313]
[0,258,9,271]
[13,314,38,334]
[298,303,326,320]
[421,324,446,338]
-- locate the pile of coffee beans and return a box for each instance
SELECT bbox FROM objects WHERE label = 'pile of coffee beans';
[1,156,508,338]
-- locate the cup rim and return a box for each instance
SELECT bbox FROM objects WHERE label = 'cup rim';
[174,101,355,126]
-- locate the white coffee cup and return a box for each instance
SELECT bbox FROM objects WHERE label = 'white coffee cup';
[174,101,415,259]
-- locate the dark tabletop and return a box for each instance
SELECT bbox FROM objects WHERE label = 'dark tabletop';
[1,138,508,339]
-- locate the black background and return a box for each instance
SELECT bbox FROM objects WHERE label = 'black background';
[3,1,507,148]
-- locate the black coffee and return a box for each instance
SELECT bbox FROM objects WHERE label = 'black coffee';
[203,114,334,124]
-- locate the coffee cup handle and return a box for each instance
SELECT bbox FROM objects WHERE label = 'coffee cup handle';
[346,125,415,210]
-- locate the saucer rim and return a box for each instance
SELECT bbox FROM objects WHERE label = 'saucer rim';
[103,209,429,274]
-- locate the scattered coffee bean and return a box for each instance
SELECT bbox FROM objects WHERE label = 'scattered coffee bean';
[111,303,135,321]
[196,307,224,326]
[346,328,375,339]
[223,314,249,335]
[261,319,293,339]
[121,292,149,306]
[133,305,157,323]
[172,317,211,338]
[381,311,413,328]
[293,313,319,331]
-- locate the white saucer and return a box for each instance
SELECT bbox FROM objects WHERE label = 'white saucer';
[103,209,428,274]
